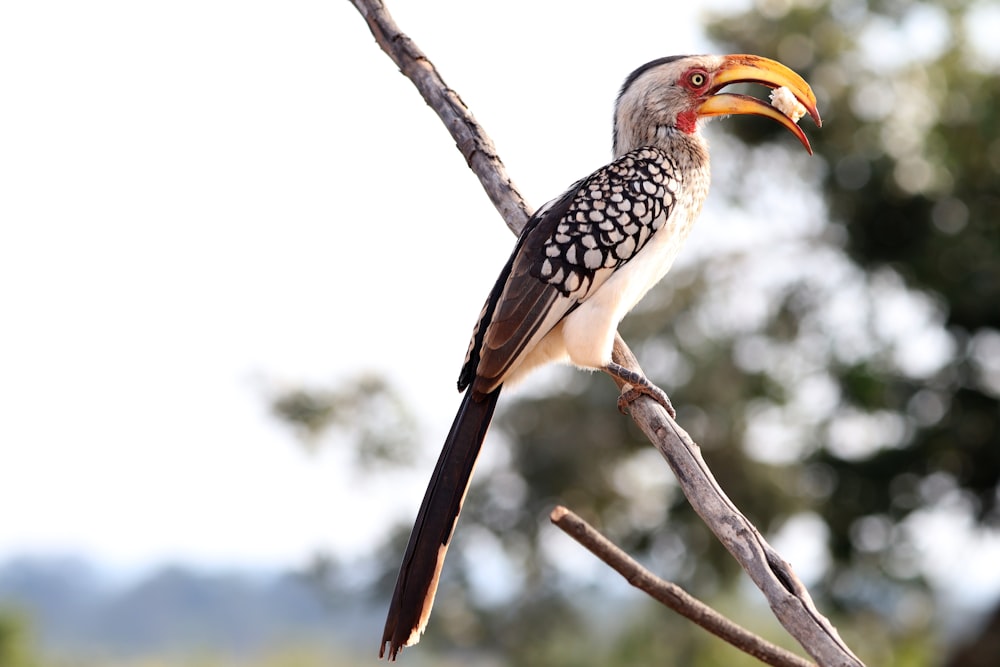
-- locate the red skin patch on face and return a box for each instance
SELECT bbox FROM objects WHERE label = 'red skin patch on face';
[676,108,698,134]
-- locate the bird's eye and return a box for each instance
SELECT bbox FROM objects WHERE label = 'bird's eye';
[688,72,707,88]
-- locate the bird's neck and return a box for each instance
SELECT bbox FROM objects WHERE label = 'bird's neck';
[613,122,710,171]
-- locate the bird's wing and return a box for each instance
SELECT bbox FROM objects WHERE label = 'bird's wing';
[461,147,679,394]
[456,177,583,394]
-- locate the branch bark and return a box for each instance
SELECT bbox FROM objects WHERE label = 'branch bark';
[346,0,530,234]
[609,343,863,667]
[346,1,864,665]
[550,506,814,667]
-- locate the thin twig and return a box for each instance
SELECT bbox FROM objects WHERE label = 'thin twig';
[550,506,815,667]
[346,1,863,665]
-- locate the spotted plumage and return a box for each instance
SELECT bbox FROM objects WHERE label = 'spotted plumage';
[537,148,679,299]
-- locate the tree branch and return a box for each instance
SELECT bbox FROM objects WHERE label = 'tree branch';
[550,506,814,667]
[346,1,863,665]
[609,345,864,667]
[346,0,530,234]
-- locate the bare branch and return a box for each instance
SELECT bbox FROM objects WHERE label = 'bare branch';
[611,341,864,667]
[345,1,864,665]
[550,506,815,667]
[346,0,530,234]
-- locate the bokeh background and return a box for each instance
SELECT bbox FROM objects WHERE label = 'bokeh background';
[3,0,1000,665]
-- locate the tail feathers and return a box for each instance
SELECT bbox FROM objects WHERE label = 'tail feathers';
[380,386,501,660]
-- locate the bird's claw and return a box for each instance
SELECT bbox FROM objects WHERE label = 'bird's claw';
[617,383,636,414]
[617,381,676,419]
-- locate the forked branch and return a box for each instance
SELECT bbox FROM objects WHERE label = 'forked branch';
[550,506,814,667]
[346,1,863,665]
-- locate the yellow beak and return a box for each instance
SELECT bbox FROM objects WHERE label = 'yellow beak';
[697,54,822,154]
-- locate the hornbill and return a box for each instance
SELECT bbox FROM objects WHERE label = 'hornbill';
[380,54,820,660]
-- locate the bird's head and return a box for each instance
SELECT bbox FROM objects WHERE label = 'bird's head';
[613,54,821,157]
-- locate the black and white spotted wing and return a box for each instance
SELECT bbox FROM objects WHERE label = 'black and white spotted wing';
[459,147,680,396]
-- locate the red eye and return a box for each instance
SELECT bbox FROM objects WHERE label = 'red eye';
[687,71,708,88]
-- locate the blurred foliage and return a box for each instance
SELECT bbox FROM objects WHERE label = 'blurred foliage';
[42,646,387,667]
[703,0,1000,660]
[0,609,38,667]
[277,0,1000,663]
[943,601,1000,667]
[707,0,1000,527]
[270,372,418,467]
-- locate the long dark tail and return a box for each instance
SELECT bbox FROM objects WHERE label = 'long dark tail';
[380,386,501,660]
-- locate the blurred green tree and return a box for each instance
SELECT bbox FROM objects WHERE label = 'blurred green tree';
[269,372,418,468]
[702,0,1000,650]
[0,609,39,667]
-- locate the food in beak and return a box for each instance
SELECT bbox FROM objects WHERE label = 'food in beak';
[769,86,807,124]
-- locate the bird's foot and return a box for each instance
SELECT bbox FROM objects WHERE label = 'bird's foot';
[617,383,676,419]
[605,362,676,419]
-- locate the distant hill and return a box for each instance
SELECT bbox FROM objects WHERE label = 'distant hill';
[0,555,381,658]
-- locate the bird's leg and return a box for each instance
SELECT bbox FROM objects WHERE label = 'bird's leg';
[603,362,676,419]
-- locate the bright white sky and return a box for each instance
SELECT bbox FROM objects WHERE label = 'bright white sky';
[0,0,740,576]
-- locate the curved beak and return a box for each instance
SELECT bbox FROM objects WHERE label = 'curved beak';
[697,54,822,155]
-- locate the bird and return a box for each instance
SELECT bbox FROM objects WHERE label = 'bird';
[379,53,820,660]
